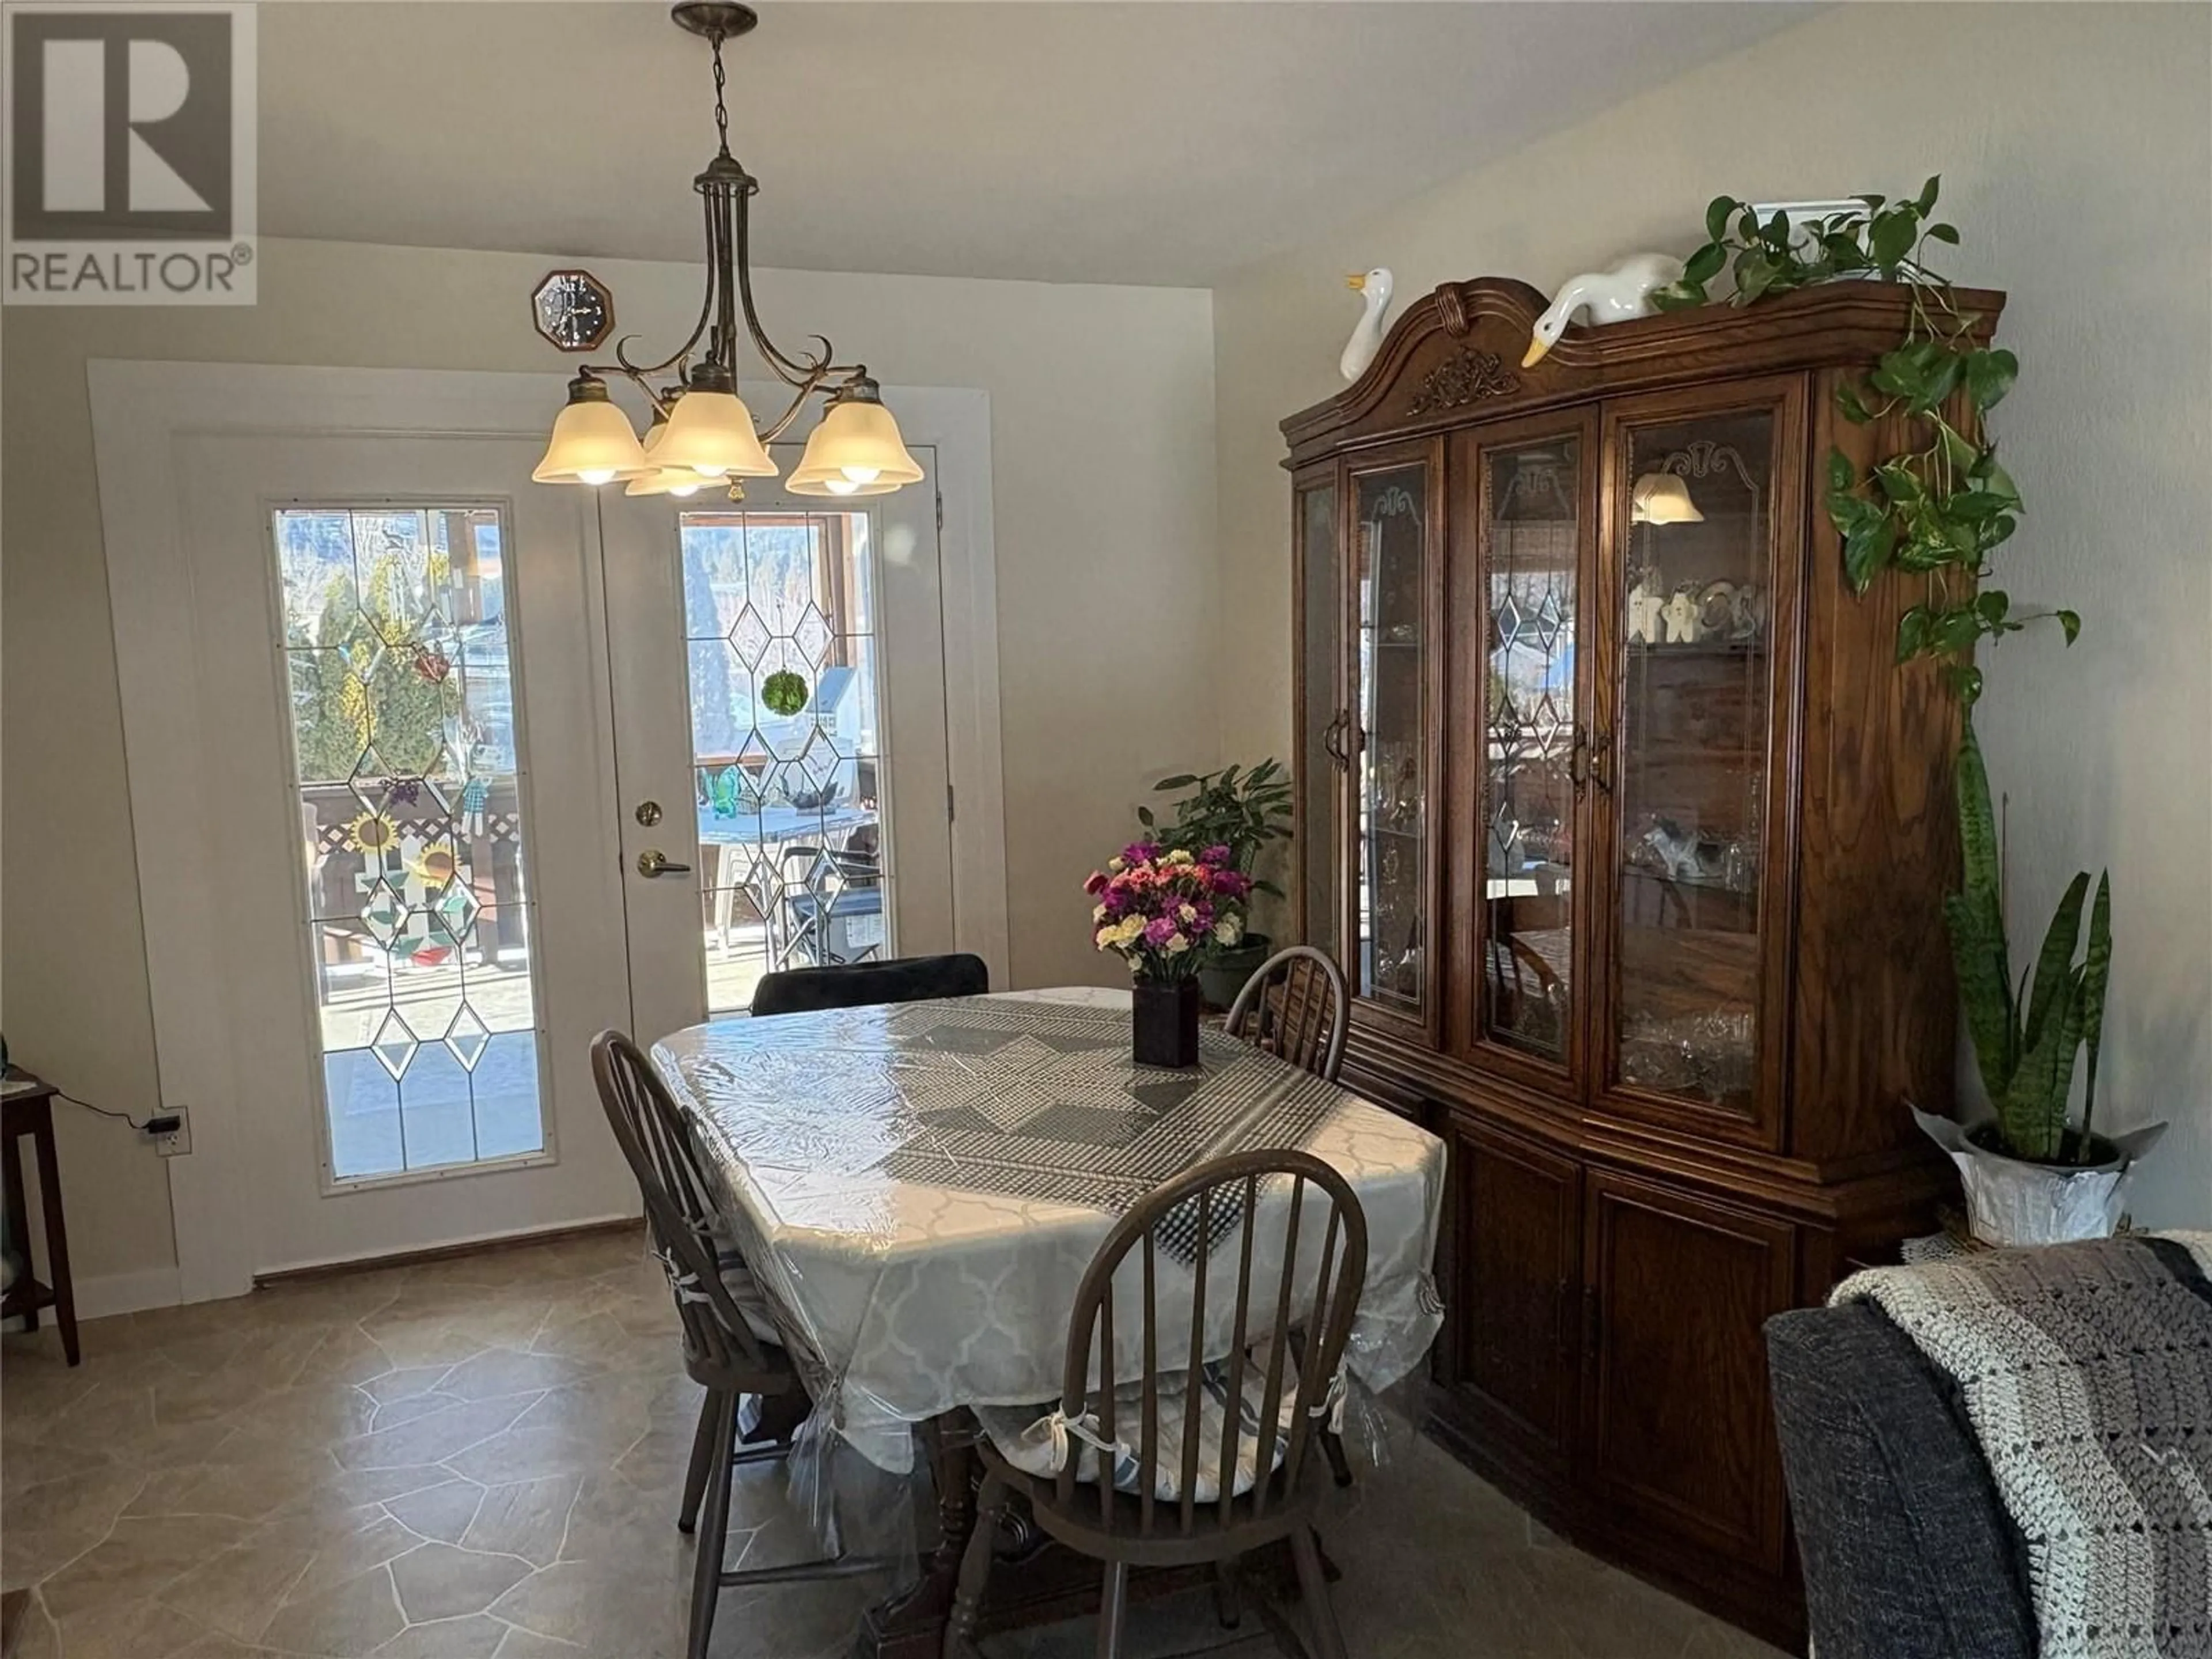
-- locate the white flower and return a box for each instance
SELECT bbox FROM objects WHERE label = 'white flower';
[1213,917,1243,946]
[1093,903,1108,923]
[1164,933,1190,955]
[1165,849,1195,866]
[1178,903,1197,923]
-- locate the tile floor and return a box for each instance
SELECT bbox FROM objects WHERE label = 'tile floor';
[2,1229,1786,1659]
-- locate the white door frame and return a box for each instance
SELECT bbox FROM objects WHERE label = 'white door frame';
[89,359,1007,1304]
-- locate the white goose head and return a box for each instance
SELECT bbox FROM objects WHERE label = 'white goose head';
[1346,268,1394,313]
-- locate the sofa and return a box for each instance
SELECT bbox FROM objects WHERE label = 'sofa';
[1764,1301,2037,1659]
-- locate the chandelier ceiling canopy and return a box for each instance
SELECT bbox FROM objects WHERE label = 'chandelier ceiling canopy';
[532,3,920,499]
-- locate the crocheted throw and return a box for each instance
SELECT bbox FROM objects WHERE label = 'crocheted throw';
[1835,1233,2212,1659]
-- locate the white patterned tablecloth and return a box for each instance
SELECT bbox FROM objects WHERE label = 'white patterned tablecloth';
[653,987,1447,1472]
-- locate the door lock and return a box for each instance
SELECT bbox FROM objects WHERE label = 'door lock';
[636,849,692,878]
[634,800,663,827]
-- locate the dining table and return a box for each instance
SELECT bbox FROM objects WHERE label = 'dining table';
[651,984,1447,1658]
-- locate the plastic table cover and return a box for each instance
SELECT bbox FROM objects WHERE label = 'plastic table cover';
[652,987,1447,1477]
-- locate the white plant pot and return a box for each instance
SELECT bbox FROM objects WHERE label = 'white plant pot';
[1911,1105,2167,1248]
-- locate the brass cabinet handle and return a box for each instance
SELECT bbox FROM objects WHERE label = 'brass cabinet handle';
[1589,724,1615,796]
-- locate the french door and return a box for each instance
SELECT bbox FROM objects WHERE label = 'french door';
[94,365,982,1296]
[599,454,955,1040]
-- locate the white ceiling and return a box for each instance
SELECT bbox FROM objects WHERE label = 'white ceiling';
[260,1,1815,286]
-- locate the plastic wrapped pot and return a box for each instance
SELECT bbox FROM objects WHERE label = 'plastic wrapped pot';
[1911,1105,2167,1247]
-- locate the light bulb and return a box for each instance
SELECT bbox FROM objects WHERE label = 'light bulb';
[668,482,700,498]
[824,477,861,496]
[691,465,728,479]
[839,465,881,484]
[578,468,616,486]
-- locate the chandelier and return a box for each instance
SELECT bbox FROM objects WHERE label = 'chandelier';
[531,2,922,499]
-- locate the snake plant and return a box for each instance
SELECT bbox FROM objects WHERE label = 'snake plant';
[1945,723,2113,1162]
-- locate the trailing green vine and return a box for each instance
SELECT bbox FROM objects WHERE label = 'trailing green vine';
[1649,177,2077,702]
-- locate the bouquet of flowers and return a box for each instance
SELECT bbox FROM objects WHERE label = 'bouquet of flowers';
[1085,842,1252,983]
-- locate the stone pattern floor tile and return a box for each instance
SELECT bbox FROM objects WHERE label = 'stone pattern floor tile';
[3,1227,1789,1658]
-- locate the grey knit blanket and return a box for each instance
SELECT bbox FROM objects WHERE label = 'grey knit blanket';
[1835,1233,2212,1658]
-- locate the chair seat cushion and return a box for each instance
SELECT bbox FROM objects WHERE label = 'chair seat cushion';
[974,1350,1320,1503]
[715,1245,787,1345]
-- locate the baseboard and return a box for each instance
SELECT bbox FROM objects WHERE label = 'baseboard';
[252,1214,643,1287]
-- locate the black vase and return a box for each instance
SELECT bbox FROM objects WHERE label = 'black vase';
[1131,978,1202,1069]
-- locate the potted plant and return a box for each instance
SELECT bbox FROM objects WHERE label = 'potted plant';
[1084,843,1253,1068]
[1909,725,2162,1245]
[1137,759,1293,1008]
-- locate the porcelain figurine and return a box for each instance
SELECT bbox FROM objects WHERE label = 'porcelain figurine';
[1730,584,1767,641]
[1662,585,1702,645]
[1639,819,1702,882]
[1522,252,1687,368]
[1340,267,1396,381]
[1627,574,1666,645]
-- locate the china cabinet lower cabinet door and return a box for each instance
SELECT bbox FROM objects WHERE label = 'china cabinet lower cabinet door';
[1441,1112,1581,1467]
[1580,1169,1794,1574]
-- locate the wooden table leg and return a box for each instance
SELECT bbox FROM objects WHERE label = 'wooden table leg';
[1,1126,32,1336]
[28,1103,77,1366]
[855,1415,976,1659]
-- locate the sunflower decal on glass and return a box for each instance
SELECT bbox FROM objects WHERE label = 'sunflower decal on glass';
[276,506,546,1181]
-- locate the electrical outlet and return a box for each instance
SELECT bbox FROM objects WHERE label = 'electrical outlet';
[151,1105,191,1157]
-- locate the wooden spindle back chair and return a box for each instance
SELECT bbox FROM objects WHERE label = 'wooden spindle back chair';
[591,1032,874,1659]
[1224,945,1349,1084]
[948,1147,1369,1659]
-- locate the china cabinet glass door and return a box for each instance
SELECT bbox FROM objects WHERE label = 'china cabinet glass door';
[1348,446,1440,1035]
[1597,386,1801,1142]
[1461,415,1594,1081]
[1294,469,1342,961]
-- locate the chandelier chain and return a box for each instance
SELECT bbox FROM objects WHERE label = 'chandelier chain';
[710,35,731,158]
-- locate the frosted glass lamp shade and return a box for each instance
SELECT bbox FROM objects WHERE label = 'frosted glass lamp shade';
[654,388,777,479]
[532,378,652,485]
[624,421,706,498]
[1631,472,1705,525]
[789,391,923,497]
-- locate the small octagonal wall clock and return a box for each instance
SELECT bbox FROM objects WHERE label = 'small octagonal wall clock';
[531,268,615,353]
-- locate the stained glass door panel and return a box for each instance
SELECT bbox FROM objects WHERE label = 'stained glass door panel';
[275,506,545,1180]
[1609,410,1778,1112]
[680,509,888,1014]
[1353,462,1431,1015]
[1478,439,1582,1065]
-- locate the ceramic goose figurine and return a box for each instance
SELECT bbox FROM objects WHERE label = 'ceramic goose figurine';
[1340,267,1395,381]
[1522,252,1686,368]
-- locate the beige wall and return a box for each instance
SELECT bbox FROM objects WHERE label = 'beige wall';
[1212,3,2212,1224]
[1,238,1218,1295]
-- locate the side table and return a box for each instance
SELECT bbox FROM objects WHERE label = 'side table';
[1,1074,79,1366]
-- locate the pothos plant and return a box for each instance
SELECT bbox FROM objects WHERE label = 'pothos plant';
[1648,176,2077,703]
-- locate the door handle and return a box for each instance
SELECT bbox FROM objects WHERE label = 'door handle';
[1589,724,1614,796]
[635,849,692,878]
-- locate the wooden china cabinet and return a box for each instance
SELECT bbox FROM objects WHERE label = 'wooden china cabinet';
[1285,278,1986,1646]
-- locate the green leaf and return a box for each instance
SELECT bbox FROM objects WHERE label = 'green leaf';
[1647,283,1707,313]
[1737,207,1762,242]
[1705,195,1737,243]
[1835,381,1876,424]
[1826,446,1856,493]
[2075,872,2112,1158]
[1842,516,1898,593]
[1966,347,2018,411]
[1870,209,1917,270]
[1136,805,1155,827]
[1977,457,2022,506]
[1949,661,1984,703]
[1762,210,1794,249]
[1936,420,1979,473]
[1155,774,1198,791]
[1895,605,1931,663]
[1947,490,2015,521]
[2022,872,2091,1052]
[1855,194,1888,212]
[1914,174,1942,215]
[1876,461,1924,505]
[1926,222,1961,245]
[1683,241,1728,286]
[2056,609,2082,645]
